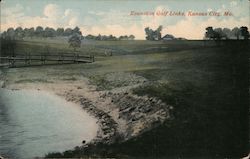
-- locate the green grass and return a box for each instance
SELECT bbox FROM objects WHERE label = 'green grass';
[3,38,213,58]
[56,42,249,158]
[2,39,249,158]
[111,42,249,158]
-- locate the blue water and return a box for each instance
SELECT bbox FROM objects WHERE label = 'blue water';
[0,89,98,159]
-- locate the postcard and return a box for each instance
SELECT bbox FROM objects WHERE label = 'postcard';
[0,0,249,158]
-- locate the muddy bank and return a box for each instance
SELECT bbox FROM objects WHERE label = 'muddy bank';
[2,71,172,156]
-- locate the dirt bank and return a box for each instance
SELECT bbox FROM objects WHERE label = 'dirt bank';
[1,72,172,145]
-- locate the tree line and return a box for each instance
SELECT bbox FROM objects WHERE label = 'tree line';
[1,26,136,41]
[205,26,249,40]
[84,34,135,41]
[1,26,82,39]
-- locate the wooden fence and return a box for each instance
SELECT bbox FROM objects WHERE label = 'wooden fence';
[0,53,94,68]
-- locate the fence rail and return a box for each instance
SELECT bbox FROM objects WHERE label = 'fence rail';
[0,53,95,68]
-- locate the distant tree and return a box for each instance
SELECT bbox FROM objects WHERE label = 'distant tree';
[7,28,15,39]
[96,34,102,40]
[64,28,73,36]
[222,28,231,39]
[28,27,35,38]
[240,26,249,40]
[102,35,108,40]
[35,26,44,37]
[129,35,135,40]
[156,25,163,40]
[73,26,82,36]
[205,27,222,40]
[118,35,124,40]
[23,28,29,37]
[205,27,214,39]
[85,34,95,40]
[232,27,240,40]
[108,34,117,40]
[15,27,24,39]
[44,27,49,37]
[145,26,162,40]
[1,31,8,39]
[56,28,64,36]
[214,28,226,40]
[68,33,81,51]
[145,27,153,40]
[44,27,56,37]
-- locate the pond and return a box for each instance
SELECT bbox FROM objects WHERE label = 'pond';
[0,89,98,159]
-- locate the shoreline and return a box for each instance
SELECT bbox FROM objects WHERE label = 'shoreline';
[0,70,172,156]
[0,78,119,145]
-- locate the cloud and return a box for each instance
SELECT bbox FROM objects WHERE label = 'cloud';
[1,3,81,30]
[164,16,249,39]
[43,4,62,19]
[88,11,106,16]
[1,1,249,40]
[230,1,237,7]
[139,5,170,29]
[87,24,144,39]
[2,4,24,23]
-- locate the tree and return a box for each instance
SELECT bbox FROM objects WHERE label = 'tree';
[64,28,73,36]
[44,27,56,37]
[222,28,231,39]
[240,26,249,40]
[214,28,226,40]
[73,26,82,36]
[1,31,8,39]
[28,27,35,38]
[68,33,81,51]
[205,27,222,40]
[15,27,24,39]
[35,26,44,37]
[108,34,117,40]
[7,27,15,39]
[145,26,162,40]
[85,34,95,40]
[129,35,135,40]
[205,27,214,39]
[232,27,240,40]
[145,27,154,40]
[56,28,64,36]
[96,34,102,40]
[156,25,163,40]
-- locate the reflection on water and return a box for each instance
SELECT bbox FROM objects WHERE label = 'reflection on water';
[0,89,98,159]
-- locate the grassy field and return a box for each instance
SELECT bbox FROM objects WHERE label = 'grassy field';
[1,39,249,158]
[3,37,214,56]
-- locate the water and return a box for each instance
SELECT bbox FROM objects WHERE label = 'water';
[0,89,98,159]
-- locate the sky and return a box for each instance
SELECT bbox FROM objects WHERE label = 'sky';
[0,0,249,39]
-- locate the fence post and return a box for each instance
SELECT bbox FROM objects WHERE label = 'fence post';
[40,54,42,65]
[43,53,46,64]
[8,57,11,67]
[58,53,60,64]
[62,54,64,63]
[74,53,76,63]
[29,53,31,65]
[25,52,27,65]
[11,57,15,67]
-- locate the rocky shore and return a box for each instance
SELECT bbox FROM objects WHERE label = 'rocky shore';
[1,70,172,152]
